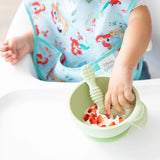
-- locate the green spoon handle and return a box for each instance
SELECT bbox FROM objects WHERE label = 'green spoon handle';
[81,65,105,114]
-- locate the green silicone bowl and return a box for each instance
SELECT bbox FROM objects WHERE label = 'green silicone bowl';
[69,76,147,142]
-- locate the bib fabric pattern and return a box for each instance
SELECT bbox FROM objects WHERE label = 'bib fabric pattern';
[23,0,142,82]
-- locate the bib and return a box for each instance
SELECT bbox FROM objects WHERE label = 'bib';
[23,0,142,82]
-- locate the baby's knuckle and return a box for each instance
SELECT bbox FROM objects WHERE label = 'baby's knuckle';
[123,102,131,109]
[114,105,122,112]
[127,94,134,101]
[112,100,118,106]
[118,96,125,105]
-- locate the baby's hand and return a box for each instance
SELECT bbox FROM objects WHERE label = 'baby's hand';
[105,65,135,115]
[0,36,31,65]
[0,40,18,65]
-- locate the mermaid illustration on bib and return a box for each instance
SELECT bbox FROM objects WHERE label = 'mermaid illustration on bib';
[96,28,123,50]
[51,2,69,35]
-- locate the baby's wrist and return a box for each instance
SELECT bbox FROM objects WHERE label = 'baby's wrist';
[22,29,34,53]
[114,58,134,72]
[113,61,133,75]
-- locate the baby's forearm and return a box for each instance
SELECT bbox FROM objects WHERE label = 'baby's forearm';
[115,6,152,70]
[105,6,151,115]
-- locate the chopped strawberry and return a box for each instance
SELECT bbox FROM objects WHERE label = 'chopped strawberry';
[88,108,92,113]
[87,104,97,113]
[100,125,107,128]
[89,113,97,124]
[90,104,97,109]
[83,114,89,121]
[97,115,104,125]
[89,113,97,120]
[92,107,97,114]
[105,113,110,119]
[90,118,97,124]
[84,103,124,127]
[119,117,124,123]
[109,122,116,127]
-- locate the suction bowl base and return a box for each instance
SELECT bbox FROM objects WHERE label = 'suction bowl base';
[86,128,131,142]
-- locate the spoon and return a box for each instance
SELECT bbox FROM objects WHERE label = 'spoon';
[81,65,105,114]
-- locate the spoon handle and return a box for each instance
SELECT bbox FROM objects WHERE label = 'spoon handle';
[81,65,105,114]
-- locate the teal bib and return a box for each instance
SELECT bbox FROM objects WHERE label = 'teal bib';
[23,0,142,82]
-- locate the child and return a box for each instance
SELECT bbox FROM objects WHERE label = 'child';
[0,0,152,115]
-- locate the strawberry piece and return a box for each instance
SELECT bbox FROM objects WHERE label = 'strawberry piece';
[90,104,96,108]
[100,125,107,128]
[97,115,104,125]
[88,108,92,113]
[89,113,97,120]
[90,118,97,124]
[109,121,116,127]
[119,117,124,123]
[89,113,97,124]
[87,104,97,113]
[92,107,97,114]
[105,113,110,119]
[83,114,89,121]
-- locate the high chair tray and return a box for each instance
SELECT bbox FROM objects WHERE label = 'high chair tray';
[0,79,160,160]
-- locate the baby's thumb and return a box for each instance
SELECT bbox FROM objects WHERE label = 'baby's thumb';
[124,87,135,102]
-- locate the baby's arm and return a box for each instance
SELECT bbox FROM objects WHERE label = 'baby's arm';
[105,6,152,115]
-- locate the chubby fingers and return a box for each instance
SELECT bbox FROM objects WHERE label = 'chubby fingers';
[1,50,12,56]
[124,87,135,102]
[105,93,112,115]
[105,90,135,115]
[118,93,134,109]
[0,50,17,65]
[0,41,9,52]
[0,39,16,54]
[112,95,126,114]
[105,92,126,115]
[1,50,16,58]
[0,41,12,58]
